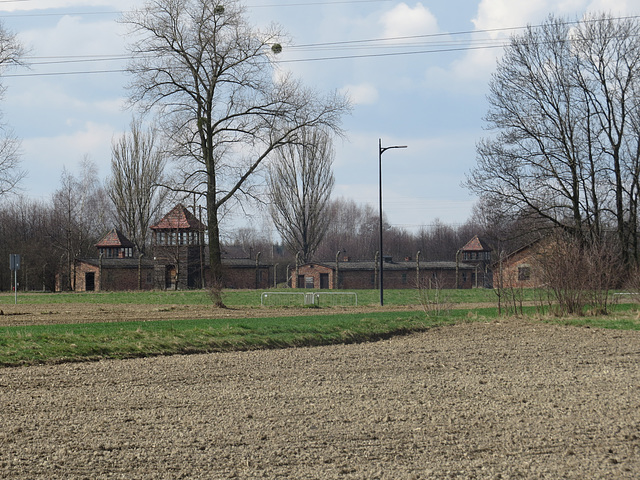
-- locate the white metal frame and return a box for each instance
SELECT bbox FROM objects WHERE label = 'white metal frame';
[261,291,358,307]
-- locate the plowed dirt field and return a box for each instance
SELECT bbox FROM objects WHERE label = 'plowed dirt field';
[0,313,639,479]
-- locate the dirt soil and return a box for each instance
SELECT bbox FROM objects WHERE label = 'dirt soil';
[0,315,639,479]
[0,303,425,326]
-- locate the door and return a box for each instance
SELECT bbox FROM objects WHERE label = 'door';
[320,273,329,289]
[85,272,95,291]
[165,265,177,289]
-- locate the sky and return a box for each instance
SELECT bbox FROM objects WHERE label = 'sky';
[1,0,639,236]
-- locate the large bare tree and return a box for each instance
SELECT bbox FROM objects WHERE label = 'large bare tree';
[122,0,349,303]
[108,119,167,254]
[268,128,335,263]
[465,14,640,266]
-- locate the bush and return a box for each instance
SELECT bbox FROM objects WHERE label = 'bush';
[534,233,619,316]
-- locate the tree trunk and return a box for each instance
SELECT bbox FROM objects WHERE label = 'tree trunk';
[207,190,225,307]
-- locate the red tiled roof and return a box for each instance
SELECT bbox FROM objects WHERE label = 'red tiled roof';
[95,229,135,248]
[150,204,206,231]
[460,235,492,252]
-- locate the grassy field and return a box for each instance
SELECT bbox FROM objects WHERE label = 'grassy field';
[0,288,638,367]
[0,309,484,367]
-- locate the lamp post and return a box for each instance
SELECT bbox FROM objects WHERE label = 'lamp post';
[379,138,407,306]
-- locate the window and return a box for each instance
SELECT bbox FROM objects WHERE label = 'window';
[518,265,531,281]
[305,276,314,289]
[402,273,407,284]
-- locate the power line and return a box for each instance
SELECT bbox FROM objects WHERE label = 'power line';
[278,43,506,64]
[0,0,393,18]
[3,42,505,77]
[4,13,640,77]
[5,69,126,77]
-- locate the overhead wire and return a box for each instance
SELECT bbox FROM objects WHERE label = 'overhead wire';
[0,0,394,18]
[2,12,640,77]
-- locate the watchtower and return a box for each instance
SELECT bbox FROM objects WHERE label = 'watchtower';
[150,204,206,289]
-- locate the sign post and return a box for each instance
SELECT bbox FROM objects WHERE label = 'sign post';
[9,254,20,305]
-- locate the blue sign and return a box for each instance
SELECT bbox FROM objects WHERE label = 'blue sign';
[9,254,20,271]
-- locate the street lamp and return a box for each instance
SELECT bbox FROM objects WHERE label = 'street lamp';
[379,138,407,306]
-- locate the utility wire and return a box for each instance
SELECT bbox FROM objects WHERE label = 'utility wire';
[0,0,393,18]
[4,13,640,77]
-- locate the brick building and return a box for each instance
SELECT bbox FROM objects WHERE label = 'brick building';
[293,258,477,290]
[150,204,207,290]
[495,238,547,289]
[71,205,271,292]
[459,235,493,288]
[74,229,154,292]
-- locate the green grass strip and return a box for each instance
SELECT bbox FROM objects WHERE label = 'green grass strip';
[0,299,638,368]
[0,310,487,367]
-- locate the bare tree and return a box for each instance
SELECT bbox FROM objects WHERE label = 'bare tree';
[315,197,380,261]
[51,159,111,290]
[465,14,640,266]
[268,128,335,263]
[0,21,25,197]
[122,0,349,304]
[572,14,640,265]
[108,118,167,254]
[0,197,57,291]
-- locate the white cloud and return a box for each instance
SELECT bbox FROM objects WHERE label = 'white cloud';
[585,0,640,14]
[428,0,639,94]
[380,2,440,39]
[472,0,548,33]
[19,14,127,57]
[339,83,379,105]
[22,122,117,198]
[0,1,140,13]
[470,0,640,33]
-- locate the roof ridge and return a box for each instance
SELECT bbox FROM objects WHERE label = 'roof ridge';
[151,203,206,231]
[95,228,135,248]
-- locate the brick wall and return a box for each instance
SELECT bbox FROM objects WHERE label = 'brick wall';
[74,260,154,292]
[222,266,272,289]
[295,264,476,290]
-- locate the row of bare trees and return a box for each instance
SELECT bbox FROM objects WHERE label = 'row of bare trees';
[227,196,490,267]
[0,119,171,291]
[0,162,112,292]
[467,13,640,268]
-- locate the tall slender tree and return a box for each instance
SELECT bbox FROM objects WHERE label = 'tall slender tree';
[268,128,335,263]
[108,119,167,254]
